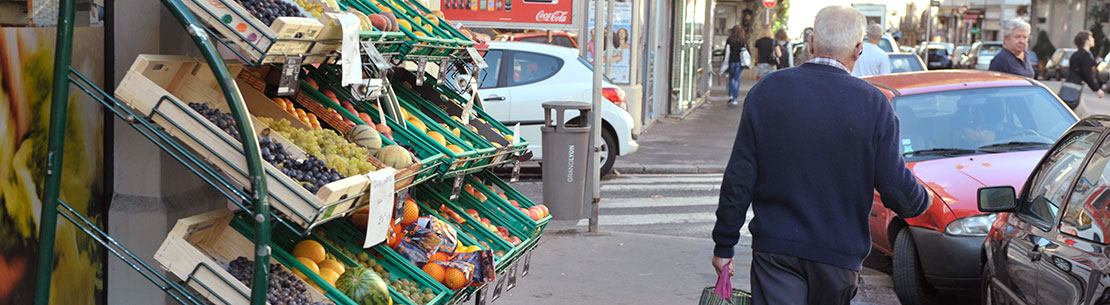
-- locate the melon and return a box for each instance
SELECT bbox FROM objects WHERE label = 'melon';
[376,145,414,169]
[346,125,383,154]
[336,267,392,305]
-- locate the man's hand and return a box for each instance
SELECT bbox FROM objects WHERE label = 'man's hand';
[712,256,735,277]
[1099,89,1105,99]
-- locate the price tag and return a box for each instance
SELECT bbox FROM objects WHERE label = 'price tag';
[393,188,409,226]
[449,174,465,201]
[466,47,488,69]
[507,262,518,290]
[337,13,362,86]
[415,57,428,86]
[521,251,532,277]
[492,274,505,300]
[437,58,450,86]
[361,41,392,71]
[277,56,302,97]
[364,168,396,248]
[511,159,521,183]
[461,86,475,126]
[475,285,489,305]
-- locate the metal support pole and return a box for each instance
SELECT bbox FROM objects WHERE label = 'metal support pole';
[161,0,272,303]
[606,0,614,76]
[579,0,589,58]
[33,0,77,303]
[589,0,604,233]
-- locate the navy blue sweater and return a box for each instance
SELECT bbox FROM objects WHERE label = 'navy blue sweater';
[712,63,932,271]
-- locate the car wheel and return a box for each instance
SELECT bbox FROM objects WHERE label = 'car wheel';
[981,262,996,305]
[893,228,940,305]
[599,128,617,177]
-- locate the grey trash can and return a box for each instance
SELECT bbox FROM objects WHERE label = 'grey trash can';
[541,102,592,220]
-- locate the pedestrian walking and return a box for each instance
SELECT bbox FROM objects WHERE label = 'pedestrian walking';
[724,25,750,105]
[711,6,932,305]
[987,18,1034,78]
[850,24,890,77]
[775,29,791,69]
[1061,30,1105,109]
[753,27,780,79]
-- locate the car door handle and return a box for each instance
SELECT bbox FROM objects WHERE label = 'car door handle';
[483,96,506,101]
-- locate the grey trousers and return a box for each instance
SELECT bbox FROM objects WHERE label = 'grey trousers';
[750,251,860,305]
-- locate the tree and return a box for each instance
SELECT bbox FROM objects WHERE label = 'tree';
[1032,29,1056,61]
[772,0,790,35]
[899,2,919,46]
[1089,3,1109,57]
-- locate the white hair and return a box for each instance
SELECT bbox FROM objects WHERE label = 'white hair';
[1001,18,1030,39]
[812,6,866,60]
[867,24,883,40]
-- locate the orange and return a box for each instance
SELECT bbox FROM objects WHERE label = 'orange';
[498,193,508,201]
[444,268,467,289]
[293,257,320,280]
[446,144,464,154]
[388,224,403,248]
[427,131,447,146]
[293,240,327,263]
[422,262,446,283]
[318,259,346,275]
[401,198,419,226]
[429,251,450,262]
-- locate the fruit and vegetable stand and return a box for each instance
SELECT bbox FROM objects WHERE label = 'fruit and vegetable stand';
[34,0,549,304]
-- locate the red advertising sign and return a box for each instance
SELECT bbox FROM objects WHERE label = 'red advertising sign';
[763,0,775,9]
[441,0,573,25]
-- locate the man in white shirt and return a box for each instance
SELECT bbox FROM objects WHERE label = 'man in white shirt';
[852,24,891,77]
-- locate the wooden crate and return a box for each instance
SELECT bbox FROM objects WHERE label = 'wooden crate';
[181,0,324,64]
[115,55,370,230]
[154,209,332,305]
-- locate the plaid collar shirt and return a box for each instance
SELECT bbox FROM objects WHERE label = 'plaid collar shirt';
[807,57,850,73]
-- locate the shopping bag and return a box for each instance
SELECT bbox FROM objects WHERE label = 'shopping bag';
[739,48,752,69]
[719,44,731,75]
[700,262,752,305]
[1059,82,1082,109]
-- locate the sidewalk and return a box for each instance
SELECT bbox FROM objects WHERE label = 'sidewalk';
[614,79,755,175]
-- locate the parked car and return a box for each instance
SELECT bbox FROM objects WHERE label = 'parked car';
[1096,51,1110,85]
[1045,48,1078,80]
[494,31,578,49]
[920,44,953,69]
[953,45,971,63]
[863,70,1079,305]
[446,41,638,175]
[961,41,1005,70]
[978,115,1110,305]
[888,53,927,73]
[878,34,900,53]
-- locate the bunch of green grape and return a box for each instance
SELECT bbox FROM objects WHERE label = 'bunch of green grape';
[260,117,375,176]
[391,278,435,305]
[291,0,324,18]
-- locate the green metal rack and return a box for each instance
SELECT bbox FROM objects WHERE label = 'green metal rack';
[34,0,276,304]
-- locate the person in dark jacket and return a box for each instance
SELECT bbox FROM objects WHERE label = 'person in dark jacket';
[1067,30,1105,99]
[753,27,780,79]
[711,6,931,305]
[988,18,1034,78]
[775,29,791,69]
[726,25,749,105]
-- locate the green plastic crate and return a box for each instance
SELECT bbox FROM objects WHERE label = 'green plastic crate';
[353,0,467,60]
[470,170,550,238]
[413,184,526,271]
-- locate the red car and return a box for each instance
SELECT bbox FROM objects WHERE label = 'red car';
[864,70,1079,305]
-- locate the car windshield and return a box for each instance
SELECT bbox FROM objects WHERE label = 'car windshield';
[893,86,1077,159]
[878,39,894,53]
[928,48,948,57]
[980,44,1004,56]
[889,55,925,73]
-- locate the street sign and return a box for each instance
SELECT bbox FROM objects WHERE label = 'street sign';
[971,27,981,35]
[763,0,775,9]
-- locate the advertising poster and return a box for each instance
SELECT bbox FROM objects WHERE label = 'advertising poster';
[586,0,631,84]
[440,0,573,27]
[0,27,106,305]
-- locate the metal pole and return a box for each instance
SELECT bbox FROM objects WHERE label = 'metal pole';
[33,0,77,303]
[161,0,272,303]
[580,0,589,58]
[589,0,604,233]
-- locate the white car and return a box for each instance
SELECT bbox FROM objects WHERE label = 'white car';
[448,41,639,175]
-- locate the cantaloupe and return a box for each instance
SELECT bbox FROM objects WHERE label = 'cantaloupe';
[375,145,414,169]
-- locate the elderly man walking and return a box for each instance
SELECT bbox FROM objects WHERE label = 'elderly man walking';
[851,23,891,77]
[711,6,932,305]
[988,18,1035,78]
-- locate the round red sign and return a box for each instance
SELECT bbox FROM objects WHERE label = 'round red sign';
[763,0,775,9]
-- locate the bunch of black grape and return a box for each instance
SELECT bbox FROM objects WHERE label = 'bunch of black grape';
[226,256,333,305]
[236,0,305,26]
[189,102,241,141]
[279,154,344,194]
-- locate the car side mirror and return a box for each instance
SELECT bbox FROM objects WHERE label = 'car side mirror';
[978,186,1017,212]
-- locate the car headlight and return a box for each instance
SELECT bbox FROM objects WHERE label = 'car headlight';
[945,214,998,236]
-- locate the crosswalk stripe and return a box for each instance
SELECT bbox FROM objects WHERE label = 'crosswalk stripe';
[600,196,719,208]
[576,212,719,226]
[601,184,721,192]
[603,176,724,184]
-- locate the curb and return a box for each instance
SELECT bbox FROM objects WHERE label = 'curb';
[613,163,725,174]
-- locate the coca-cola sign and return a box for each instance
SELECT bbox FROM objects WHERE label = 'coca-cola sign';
[535,10,570,23]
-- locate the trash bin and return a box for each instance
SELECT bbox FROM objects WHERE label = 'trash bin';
[541,101,592,220]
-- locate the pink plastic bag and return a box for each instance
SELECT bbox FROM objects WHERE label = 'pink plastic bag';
[715,260,732,302]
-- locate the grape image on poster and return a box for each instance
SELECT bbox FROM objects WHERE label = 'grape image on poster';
[586,0,631,84]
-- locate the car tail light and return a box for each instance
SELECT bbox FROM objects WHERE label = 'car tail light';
[603,87,627,111]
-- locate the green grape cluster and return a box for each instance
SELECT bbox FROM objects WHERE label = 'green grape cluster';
[260,117,376,176]
[391,278,435,305]
[291,0,325,17]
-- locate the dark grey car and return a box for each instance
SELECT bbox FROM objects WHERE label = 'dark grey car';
[980,115,1110,305]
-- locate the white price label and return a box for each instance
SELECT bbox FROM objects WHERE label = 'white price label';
[466,47,488,70]
[512,123,521,145]
[363,168,397,248]
[338,13,362,86]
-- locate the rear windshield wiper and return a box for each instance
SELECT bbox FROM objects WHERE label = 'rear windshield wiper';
[903,148,978,157]
[978,141,1052,150]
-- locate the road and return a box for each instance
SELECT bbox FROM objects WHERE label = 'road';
[503,173,983,305]
[1041,80,1110,117]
